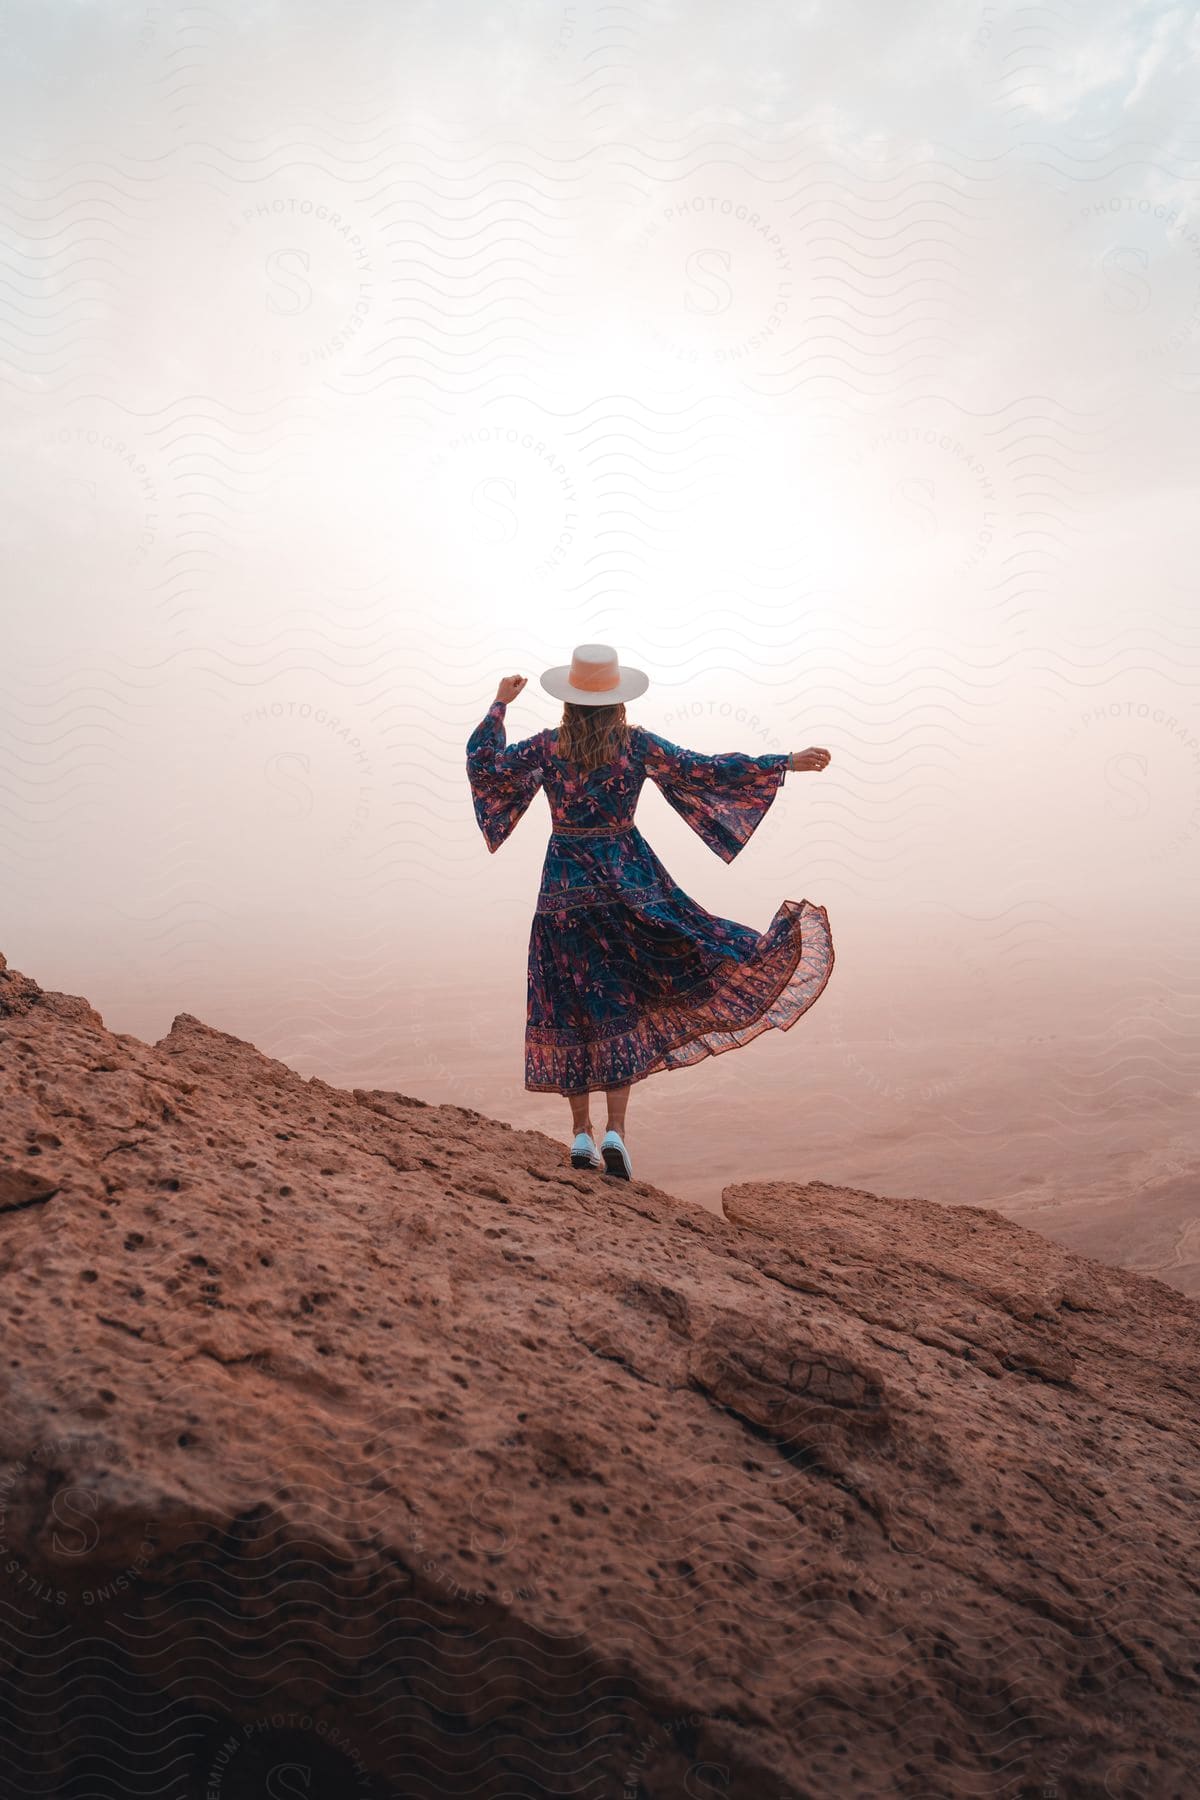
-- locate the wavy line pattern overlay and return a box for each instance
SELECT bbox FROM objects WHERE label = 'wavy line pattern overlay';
[2,4,1198,1794]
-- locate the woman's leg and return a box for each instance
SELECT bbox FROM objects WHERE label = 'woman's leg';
[568,1091,596,1137]
[604,1084,630,1138]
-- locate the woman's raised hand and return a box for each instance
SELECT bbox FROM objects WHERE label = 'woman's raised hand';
[788,747,831,772]
[494,674,528,704]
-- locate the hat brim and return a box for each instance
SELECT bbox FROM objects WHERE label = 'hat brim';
[539,665,649,705]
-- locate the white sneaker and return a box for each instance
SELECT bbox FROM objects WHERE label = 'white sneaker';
[570,1131,603,1171]
[600,1129,632,1181]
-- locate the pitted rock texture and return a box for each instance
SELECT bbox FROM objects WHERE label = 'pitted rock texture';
[0,949,1198,1800]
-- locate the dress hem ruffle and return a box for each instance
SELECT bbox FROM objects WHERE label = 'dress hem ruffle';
[523,897,835,1096]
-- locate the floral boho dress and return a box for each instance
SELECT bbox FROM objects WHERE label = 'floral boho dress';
[466,699,835,1096]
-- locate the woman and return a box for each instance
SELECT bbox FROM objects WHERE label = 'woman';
[465,643,834,1181]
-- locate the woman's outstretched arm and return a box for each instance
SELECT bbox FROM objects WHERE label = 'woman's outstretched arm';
[465,673,547,853]
[639,728,831,861]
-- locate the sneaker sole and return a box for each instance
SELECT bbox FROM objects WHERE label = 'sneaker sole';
[571,1152,602,1170]
[602,1145,632,1180]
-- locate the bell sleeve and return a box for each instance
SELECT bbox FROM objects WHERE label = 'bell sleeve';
[466,700,548,853]
[639,727,789,863]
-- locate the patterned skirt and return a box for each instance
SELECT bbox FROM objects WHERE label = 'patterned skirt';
[524,825,834,1095]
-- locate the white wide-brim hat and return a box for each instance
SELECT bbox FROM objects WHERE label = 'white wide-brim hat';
[540,642,649,706]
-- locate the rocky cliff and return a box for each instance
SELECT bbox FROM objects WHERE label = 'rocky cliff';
[0,950,1197,1800]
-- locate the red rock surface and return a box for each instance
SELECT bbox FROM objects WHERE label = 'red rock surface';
[0,948,1198,1799]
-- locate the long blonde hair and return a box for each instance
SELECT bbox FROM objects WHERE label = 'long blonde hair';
[554,701,630,772]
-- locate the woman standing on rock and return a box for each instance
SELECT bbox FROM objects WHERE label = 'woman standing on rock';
[465,644,834,1181]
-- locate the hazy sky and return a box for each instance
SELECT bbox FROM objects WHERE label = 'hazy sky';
[2,2,1198,1126]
